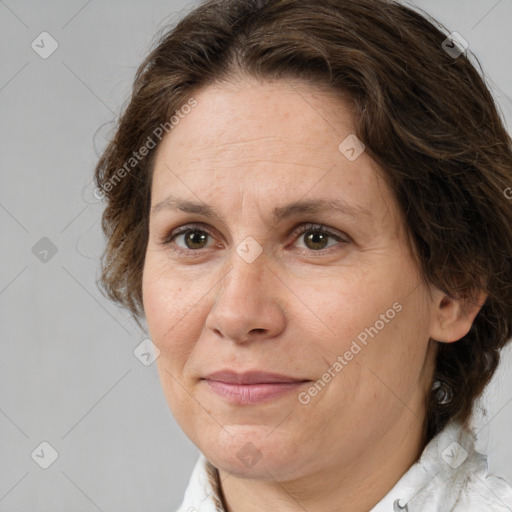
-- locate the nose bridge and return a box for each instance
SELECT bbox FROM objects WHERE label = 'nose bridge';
[220,244,269,310]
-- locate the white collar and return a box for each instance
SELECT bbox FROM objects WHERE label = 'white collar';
[176,421,512,511]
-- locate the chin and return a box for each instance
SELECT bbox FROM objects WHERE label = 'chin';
[198,429,304,480]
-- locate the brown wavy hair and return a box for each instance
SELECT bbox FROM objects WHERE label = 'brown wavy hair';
[94,0,512,444]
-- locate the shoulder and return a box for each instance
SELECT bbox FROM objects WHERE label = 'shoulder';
[451,467,512,511]
[437,422,512,511]
[372,421,512,511]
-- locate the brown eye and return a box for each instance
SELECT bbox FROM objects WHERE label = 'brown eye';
[293,224,348,253]
[180,230,210,250]
[162,224,216,254]
[303,231,331,251]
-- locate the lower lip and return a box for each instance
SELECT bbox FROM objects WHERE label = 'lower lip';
[204,379,308,404]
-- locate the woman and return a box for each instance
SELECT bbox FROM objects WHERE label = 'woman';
[94,0,512,510]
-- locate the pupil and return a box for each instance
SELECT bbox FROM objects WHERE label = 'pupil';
[187,231,207,249]
[307,232,327,250]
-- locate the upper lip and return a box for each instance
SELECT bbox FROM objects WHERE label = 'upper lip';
[203,370,309,385]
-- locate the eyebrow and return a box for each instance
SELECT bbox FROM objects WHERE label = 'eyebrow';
[151,196,372,224]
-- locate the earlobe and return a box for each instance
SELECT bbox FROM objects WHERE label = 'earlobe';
[429,288,488,343]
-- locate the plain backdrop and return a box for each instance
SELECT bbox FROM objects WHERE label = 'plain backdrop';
[1,1,511,511]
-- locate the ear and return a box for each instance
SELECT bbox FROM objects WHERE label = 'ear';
[428,287,488,343]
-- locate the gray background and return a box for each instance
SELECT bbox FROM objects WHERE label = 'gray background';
[0,1,511,510]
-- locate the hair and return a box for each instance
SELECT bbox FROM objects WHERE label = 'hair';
[94,0,512,446]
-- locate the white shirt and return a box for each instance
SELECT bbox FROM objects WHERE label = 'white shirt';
[176,421,512,511]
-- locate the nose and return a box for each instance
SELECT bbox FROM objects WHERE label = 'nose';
[204,249,286,345]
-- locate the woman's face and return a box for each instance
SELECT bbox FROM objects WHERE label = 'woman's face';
[142,78,439,481]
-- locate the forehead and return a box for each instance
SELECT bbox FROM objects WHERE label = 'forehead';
[159,78,353,162]
[150,79,397,229]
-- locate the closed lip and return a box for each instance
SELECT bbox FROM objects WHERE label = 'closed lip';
[203,370,310,385]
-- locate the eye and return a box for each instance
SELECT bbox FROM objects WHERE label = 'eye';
[161,223,216,254]
[158,222,349,256]
[291,223,349,253]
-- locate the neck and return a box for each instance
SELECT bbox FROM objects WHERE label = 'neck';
[217,412,426,512]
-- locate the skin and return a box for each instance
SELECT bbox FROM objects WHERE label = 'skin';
[142,76,487,512]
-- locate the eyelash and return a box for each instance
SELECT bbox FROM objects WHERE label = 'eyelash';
[158,222,349,257]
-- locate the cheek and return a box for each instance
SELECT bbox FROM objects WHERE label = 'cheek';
[305,264,429,385]
[143,267,200,418]
[142,259,187,348]
[143,277,176,337]
[304,275,399,349]
[142,258,212,374]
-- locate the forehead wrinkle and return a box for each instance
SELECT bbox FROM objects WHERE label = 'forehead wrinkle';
[189,135,332,158]
[179,130,338,175]
[184,160,334,174]
[200,135,283,148]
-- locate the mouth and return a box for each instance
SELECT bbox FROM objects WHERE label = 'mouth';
[202,370,311,404]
